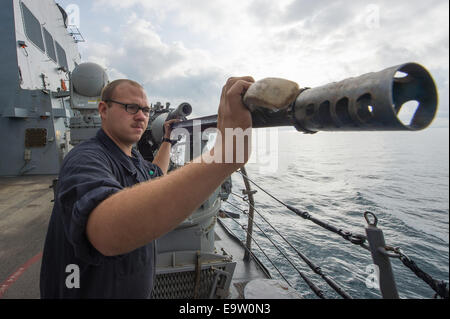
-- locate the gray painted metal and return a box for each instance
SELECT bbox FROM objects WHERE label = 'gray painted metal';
[294,63,437,132]
[68,62,107,146]
[0,0,81,176]
[364,212,400,299]
[152,250,236,299]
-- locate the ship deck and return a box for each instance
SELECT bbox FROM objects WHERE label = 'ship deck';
[0,175,56,299]
[0,176,270,299]
[215,218,272,298]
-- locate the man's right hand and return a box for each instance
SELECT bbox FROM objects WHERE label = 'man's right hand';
[213,76,255,167]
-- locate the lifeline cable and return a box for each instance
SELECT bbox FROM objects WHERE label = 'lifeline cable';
[235,169,449,299]
[230,192,352,299]
[219,208,293,288]
[225,200,326,299]
[237,170,369,250]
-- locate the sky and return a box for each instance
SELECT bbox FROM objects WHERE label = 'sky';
[56,0,449,127]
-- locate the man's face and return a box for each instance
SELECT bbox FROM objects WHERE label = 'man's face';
[99,83,150,148]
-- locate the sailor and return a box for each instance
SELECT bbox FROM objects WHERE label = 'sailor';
[40,76,254,298]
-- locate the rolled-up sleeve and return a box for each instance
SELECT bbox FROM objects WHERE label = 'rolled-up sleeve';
[57,151,123,265]
[147,162,163,177]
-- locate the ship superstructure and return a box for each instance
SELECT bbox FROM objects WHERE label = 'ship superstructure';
[0,0,80,176]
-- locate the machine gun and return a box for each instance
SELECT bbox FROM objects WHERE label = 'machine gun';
[138,62,438,161]
[171,62,437,132]
[137,101,192,161]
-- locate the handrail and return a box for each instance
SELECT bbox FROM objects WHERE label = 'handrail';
[226,167,449,299]
[229,193,352,299]
[239,166,255,261]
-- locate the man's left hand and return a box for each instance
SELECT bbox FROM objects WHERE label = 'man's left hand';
[163,119,181,139]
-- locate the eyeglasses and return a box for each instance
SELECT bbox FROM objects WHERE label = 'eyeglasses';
[105,99,153,117]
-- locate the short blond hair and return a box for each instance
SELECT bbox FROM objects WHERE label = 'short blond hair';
[101,79,144,102]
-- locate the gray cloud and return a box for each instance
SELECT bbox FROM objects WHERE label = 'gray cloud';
[78,0,448,125]
[82,13,226,116]
[145,71,224,117]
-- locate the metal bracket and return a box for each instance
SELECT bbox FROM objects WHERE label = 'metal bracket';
[208,267,231,299]
[364,212,399,299]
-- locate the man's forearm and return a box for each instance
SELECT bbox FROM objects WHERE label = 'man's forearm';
[87,76,254,257]
[86,154,238,256]
[151,141,171,175]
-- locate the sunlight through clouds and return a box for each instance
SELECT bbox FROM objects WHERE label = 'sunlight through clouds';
[66,0,448,126]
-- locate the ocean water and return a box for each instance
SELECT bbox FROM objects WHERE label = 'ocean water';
[222,127,449,299]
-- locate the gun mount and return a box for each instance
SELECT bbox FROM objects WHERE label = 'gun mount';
[137,101,192,161]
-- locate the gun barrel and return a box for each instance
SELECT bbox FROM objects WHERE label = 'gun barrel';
[166,102,193,121]
[171,63,438,133]
[293,62,438,133]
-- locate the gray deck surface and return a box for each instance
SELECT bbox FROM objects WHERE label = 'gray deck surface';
[0,176,269,299]
[214,218,271,298]
[0,175,55,299]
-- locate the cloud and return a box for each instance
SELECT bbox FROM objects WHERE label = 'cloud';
[83,0,448,124]
[83,11,226,116]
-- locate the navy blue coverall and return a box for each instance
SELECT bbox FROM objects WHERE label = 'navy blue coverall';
[40,128,163,298]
